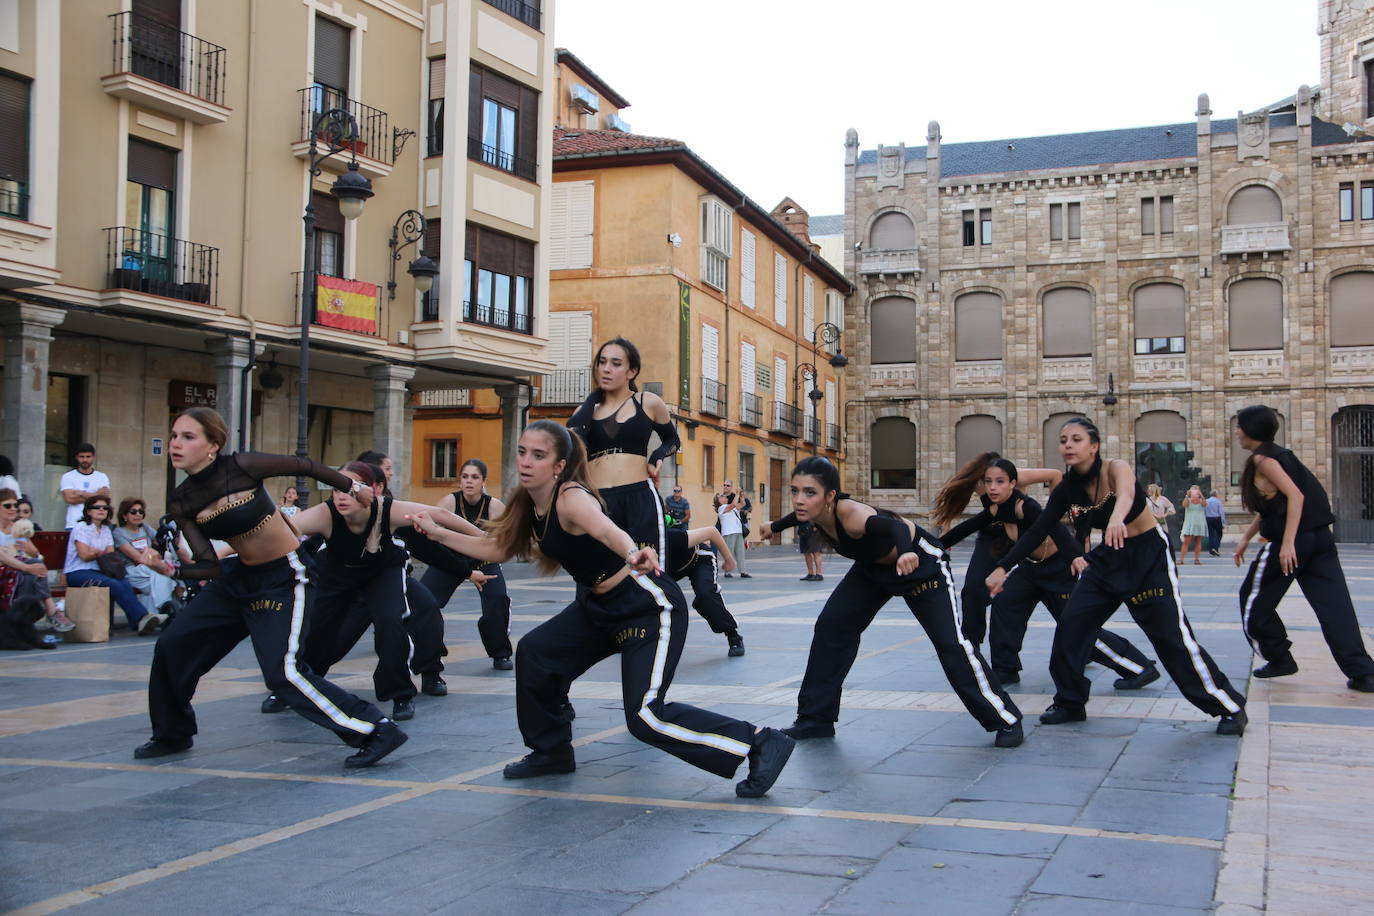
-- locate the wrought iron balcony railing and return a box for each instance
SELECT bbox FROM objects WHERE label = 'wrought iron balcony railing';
[104,226,219,305]
[772,401,802,438]
[110,11,226,106]
[740,392,762,427]
[462,298,533,335]
[701,379,727,417]
[540,368,590,404]
[298,87,393,165]
[0,179,27,221]
[480,0,542,30]
[827,423,841,451]
[467,137,537,182]
[805,415,821,445]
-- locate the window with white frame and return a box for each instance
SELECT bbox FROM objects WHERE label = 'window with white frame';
[550,180,595,270]
[773,252,787,325]
[825,289,844,330]
[740,228,756,308]
[700,197,731,292]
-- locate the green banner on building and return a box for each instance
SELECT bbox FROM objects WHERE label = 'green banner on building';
[678,281,691,410]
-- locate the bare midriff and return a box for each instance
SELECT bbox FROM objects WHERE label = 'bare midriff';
[198,489,303,565]
[587,453,651,490]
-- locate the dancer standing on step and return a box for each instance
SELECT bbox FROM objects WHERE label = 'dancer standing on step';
[136,407,407,768]
[987,417,1247,735]
[760,457,1024,748]
[409,420,793,798]
[1234,405,1374,692]
[940,457,1157,689]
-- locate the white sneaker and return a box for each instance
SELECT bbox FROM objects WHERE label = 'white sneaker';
[137,613,163,636]
[49,612,76,633]
[33,615,54,631]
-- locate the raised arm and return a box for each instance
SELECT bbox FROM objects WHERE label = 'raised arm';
[289,502,334,539]
[236,452,362,497]
[939,508,994,550]
[1015,495,1082,559]
[685,525,735,571]
[1017,468,1064,490]
[993,482,1071,575]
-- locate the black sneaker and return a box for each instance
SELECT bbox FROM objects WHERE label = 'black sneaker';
[813,575,823,581]
[726,629,746,658]
[1113,663,1161,690]
[1039,704,1087,725]
[1254,656,1299,678]
[781,717,835,740]
[493,656,513,671]
[345,720,408,769]
[503,748,576,779]
[735,728,795,798]
[1216,709,1248,736]
[993,721,1024,748]
[1348,674,1374,693]
[260,693,289,714]
[392,698,415,721]
[739,573,752,579]
[993,669,1020,686]
[420,673,448,696]
[133,736,193,759]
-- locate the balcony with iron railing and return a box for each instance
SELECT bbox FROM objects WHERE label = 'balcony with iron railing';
[462,298,533,335]
[740,392,762,427]
[0,179,27,222]
[103,11,229,123]
[701,378,727,417]
[104,226,219,305]
[467,137,538,182]
[827,423,841,451]
[772,401,802,438]
[294,87,394,179]
[539,368,591,404]
[804,415,821,445]
[480,0,542,30]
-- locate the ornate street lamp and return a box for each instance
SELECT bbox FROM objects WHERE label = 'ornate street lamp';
[387,208,438,300]
[808,321,848,455]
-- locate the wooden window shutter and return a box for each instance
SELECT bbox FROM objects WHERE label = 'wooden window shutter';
[422,218,441,259]
[0,74,29,184]
[133,0,180,26]
[468,67,483,146]
[518,85,539,162]
[429,57,446,100]
[127,138,176,190]
[740,341,755,393]
[701,323,719,381]
[312,191,344,234]
[465,222,479,261]
[314,17,350,92]
[740,229,756,309]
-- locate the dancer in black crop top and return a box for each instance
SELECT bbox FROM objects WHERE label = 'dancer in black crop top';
[1233,406,1374,691]
[760,457,1024,747]
[566,338,679,560]
[989,417,1247,733]
[410,419,795,798]
[138,408,408,768]
[940,458,1155,690]
[421,458,513,668]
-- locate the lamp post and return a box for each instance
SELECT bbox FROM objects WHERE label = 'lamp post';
[796,362,822,455]
[387,209,438,300]
[809,321,848,456]
[295,108,374,506]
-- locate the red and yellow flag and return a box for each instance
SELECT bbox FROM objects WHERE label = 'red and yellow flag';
[316,276,378,333]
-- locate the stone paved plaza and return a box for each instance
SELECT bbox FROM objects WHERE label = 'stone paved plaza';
[2,544,1372,914]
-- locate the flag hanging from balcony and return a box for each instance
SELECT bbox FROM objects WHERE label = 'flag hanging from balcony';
[316,276,378,333]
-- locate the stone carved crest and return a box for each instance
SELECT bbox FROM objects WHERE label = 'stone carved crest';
[1237,111,1270,162]
[877,144,905,190]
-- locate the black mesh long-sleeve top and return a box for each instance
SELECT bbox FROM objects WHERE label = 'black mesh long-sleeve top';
[166,452,354,579]
[940,491,1084,561]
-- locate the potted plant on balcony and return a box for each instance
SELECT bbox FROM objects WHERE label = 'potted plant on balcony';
[113,251,143,291]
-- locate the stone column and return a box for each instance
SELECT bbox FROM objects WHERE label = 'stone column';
[208,337,255,452]
[367,363,415,495]
[496,383,531,493]
[0,301,65,518]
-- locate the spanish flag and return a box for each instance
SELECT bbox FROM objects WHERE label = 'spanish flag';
[316,276,378,333]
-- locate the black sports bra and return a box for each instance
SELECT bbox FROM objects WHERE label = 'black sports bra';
[533,484,626,587]
[569,394,654,459]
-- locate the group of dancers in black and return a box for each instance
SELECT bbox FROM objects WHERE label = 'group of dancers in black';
[129,338,1374,798]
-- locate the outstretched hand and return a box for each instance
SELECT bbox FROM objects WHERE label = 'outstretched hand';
[628,547,662,576]
[407,511,439,537]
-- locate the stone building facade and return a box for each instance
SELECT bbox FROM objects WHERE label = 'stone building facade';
[842,0,1374,538]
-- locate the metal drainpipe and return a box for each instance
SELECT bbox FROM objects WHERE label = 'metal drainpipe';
[237,317,259,452]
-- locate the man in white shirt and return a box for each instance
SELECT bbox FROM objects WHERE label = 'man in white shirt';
[60,444,111,530]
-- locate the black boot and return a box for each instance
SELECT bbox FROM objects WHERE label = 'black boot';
[260,693,289,714]
[1113,663,1161,690]
[345,720,408,768]
[735,728,795,798]
[1216,709,1248,736]
[420,673,448,696]
[1039,704,1086,725]
[726,629,745,658]
[503,747,576,779]
[993,721,1024,748]
[133,736,193,759]
[781,716,835,739]
[391,698,415,721]
[1254,656,1299,679]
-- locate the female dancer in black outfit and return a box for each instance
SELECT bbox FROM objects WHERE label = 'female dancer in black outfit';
[566,338,680,560]
[410,420,793,798]
[931,452,1062,647]
[1234,405,1374,691]
[420,458,513,669]
[136,408,406,767]
[664,524,746,657]
[941,458,1157,688]
[760,457,1024,748]
[988,417,1247,734]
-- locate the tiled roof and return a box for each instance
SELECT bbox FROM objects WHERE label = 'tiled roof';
[857,114,1371,176]
[809,214,844,236]
[554,127,684,157]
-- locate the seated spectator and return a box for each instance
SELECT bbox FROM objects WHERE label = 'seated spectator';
[64,496,165,635]
[15,498,41,530]
[113,498,183,617]
[0,489,73,631]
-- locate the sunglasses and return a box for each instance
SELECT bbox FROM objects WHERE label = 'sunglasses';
[90,505,110,511]
[0,502,16,509]
[127,508,145,514]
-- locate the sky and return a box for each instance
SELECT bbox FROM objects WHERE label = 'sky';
[554,0,1322,218]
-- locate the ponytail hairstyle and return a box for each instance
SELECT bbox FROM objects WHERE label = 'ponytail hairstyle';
[461,457,489,480]
[591,337,642,398]
[931,451,999,529]
[986,457,1019,483]
[1238,405,1281,513]
[791,456,857,548]
[488,420,602,574]
[1060,416,1103,482]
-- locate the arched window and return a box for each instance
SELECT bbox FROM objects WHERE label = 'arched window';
[870,296,918,364]
[869,211,916,250]
[1228,278,1283,350]
[870,417,916,489]
[1133,282,1186,354]
[1134,410,1188,489]
[1043,412,1087,468]
[1330,271,1374,347]
[955,291,1003,361]
[1226,185,1283,224]
[955,415,1003,469]
[1041,288,1093,357]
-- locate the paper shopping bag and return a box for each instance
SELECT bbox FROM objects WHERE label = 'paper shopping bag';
[63,586,110,643]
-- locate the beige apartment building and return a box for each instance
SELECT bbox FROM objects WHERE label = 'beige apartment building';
[0,0,555,528]
[843,0,1374,539]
